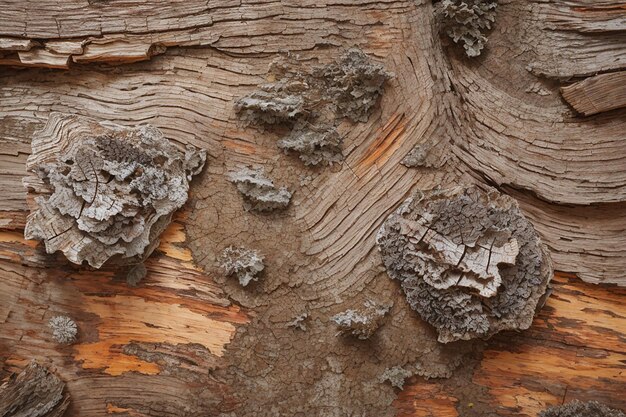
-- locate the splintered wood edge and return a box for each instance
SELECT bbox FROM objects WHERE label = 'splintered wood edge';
[561,71,626,116]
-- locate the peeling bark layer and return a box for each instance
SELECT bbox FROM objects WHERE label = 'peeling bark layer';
[0,361,70,417]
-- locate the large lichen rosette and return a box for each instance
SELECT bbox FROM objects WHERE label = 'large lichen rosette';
[24,113,206,268]
[376,185,552,343]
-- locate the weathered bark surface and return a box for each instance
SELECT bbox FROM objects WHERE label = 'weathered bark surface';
[0,0,624,416]
[0,361,70,417]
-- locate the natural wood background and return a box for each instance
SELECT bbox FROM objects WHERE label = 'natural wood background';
[0,0,625,415]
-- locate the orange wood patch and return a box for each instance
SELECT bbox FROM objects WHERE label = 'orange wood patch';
[355,112,407,176]
[395,382,459,417]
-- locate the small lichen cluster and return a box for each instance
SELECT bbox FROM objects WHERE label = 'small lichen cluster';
[278,123,343,166]
[379,366,413,390]
[228,167,292,212]
[286,312,309,331]
[25,114,206,268]
[440,0,498,57]
[219,246,265,287]
[235,48,392,166]
[539,401,625,417]
[331,300,391,340]
[48,315,78,344]
[376,185,552,343]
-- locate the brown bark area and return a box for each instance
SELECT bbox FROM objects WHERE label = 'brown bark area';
[0,0,624,416]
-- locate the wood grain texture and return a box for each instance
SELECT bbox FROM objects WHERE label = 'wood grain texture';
[561,71,626,116]
[0,0,624,415]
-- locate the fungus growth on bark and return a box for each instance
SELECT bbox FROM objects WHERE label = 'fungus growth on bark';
[376,185,552,343]
[539,401,625,417]
[23,113,206,269]
[439,0,498,57]
[235,48,392,166]
[0,361,70,417]
[331,300,391,340]
[219,246,265,287]
[228,168,292,212]
[48,315,78,345]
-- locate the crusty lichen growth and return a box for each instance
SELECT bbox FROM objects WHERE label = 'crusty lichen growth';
[286,312,309,331]
[235,48,392,166]
[24,113,206,269]
[234,91,306,126]
[278,123,343,166]
[331,300,391,340]
[440,0,498,58]
[219,246,265,287]
[539,401,625,417]
[311,48,393,123]
[228,167,292,212]
[379,366,413,390]
[376,185,552,343]
[48,315,78,344]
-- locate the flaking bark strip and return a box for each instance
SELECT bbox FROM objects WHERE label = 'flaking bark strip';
[228,168,292,212]
[539,400,625,417]
[0,361,70,417]
[376,185,552,343]
[24,113,206,269]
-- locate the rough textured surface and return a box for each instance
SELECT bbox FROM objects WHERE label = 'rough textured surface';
[228,168,292,212]
[0,361,70,417]
[539,401,625,417]
[332,300,391,340]
[377,185,552,343]
[0,0,625,416]
[218,246,265,287]
[440,0,498,57]
[380,366,413,390]
[126,263,147,286]
[560,71,626,116]
[23,113,206,268]
[235,48,391,166]
[278,123,343,166]
[48,316,78,345]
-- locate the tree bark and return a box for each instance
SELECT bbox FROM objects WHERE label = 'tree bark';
[0,0,624,416]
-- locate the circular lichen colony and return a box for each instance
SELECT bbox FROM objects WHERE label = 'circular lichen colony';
[24,114,206,268]
[376,185,552,343]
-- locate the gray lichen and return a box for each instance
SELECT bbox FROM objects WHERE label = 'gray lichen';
[24,114,206,269]
[278,123,343,166]
[331,300,391,340]
[234,91,306,126]
[440,0,498,58]
[48,315,78,345]
[379,366,413,390]
[539,401,625,417]
[219,246,265,287]
[376,185,552,343]
[312,48,393,123]
[286,312,309,331]
[228,167,292,212]
[235,48,392,166]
